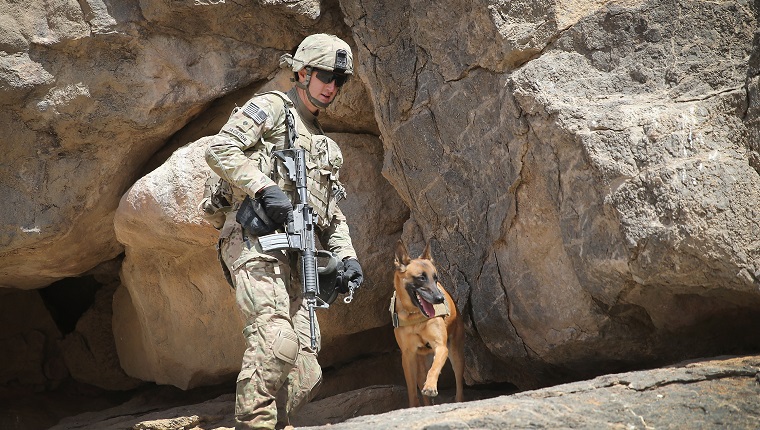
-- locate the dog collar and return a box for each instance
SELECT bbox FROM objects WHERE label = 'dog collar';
[389,291,450,328]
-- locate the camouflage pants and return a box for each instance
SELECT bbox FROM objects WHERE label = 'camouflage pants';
[228,250,322,430]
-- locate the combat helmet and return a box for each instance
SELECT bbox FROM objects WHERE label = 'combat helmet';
[280,33,353,108]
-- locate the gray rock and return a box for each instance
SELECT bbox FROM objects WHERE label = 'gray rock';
[48,355,760,430]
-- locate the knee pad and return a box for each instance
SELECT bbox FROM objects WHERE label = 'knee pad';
[272,328,299,365]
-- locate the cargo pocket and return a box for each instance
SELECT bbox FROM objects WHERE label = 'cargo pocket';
[235,367,256,418]
[235,319,257,420]
[236,367,255,384]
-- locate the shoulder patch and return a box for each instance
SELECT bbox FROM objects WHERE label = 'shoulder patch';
[243,103,268,125]
[222,126,251,146]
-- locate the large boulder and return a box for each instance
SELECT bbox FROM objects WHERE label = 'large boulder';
[344,0,760,387]
[113,137,246,389]
[0,0,310,290]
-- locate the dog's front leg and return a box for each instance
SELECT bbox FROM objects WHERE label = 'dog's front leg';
[418,355,433,406]
[421,344,449,398]
[401,349,421,407]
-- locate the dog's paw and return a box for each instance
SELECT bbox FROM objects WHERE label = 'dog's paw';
[421,386,438,397]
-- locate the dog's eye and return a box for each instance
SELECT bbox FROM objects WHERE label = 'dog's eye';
[433,273,439,282]
[415,274,427,283]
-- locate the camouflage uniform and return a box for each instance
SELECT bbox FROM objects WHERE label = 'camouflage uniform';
[205,86,358,429]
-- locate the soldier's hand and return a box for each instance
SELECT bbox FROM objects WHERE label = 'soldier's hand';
[341,258,364,291]
[257,185,293,225]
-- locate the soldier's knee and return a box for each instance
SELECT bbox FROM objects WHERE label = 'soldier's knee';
[272,327,299,365]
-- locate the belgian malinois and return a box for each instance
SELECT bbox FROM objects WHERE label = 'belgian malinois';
[392,240,465,407]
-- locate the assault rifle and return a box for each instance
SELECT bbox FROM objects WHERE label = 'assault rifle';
[257,109,355,349]
[258,145,325,349]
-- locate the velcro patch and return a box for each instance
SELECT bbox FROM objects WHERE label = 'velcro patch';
[273,329,299,364]
[243,103,268,125]
[223,126,251,145]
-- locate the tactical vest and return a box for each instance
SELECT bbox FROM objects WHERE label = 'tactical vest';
[247,91,345,230]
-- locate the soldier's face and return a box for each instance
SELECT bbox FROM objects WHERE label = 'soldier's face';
[298,69,338,112]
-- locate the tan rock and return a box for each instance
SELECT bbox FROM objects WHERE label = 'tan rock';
[113,138,244,389]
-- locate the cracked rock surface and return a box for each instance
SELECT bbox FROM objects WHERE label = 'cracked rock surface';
[50,354,760,429]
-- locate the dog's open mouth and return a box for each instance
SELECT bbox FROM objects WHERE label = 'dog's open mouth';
[408,287,436,318]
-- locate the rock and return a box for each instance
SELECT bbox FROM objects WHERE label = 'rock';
[306,356,760,430]
[344,0,760,387]
[113,137,245,389]
[59,283,143,391]
[0,289,62,389]
[48,354,760,430]
[0,0,305,289]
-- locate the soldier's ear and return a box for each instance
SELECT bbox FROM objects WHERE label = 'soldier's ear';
[394,240,410,272]
[297,68,308,83]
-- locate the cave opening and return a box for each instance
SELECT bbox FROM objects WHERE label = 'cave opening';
[38,275,103,335]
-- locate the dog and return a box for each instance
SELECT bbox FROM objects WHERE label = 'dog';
[391,239,465,407]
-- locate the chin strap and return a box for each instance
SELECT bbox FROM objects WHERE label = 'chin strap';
[295,67,331,109]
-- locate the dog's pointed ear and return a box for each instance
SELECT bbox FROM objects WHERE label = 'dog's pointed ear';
[394,240,410,272]
[420,240,433,263]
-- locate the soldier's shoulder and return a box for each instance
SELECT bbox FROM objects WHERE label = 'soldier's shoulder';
[240,92,289,119]
[253,91,290,107]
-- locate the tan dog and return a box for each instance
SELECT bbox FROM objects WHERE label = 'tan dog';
[391,240,465,407]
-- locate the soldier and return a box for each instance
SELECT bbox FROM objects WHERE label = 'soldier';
[204,34,365,430]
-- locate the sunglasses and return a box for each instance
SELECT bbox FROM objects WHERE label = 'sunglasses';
[314,69,349,87]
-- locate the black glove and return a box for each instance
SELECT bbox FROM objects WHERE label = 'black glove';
[257,185,293,225]
[340,258,364,293]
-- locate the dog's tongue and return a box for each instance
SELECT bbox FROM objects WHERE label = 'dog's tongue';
[420,296,435,317]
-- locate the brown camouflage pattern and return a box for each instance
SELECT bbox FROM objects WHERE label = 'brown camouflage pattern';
[205,89,357,429]
[228,245,322,429]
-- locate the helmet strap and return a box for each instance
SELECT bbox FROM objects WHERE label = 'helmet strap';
[296,67,332,109]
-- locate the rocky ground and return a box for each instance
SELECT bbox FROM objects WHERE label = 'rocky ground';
[36,354,760,430]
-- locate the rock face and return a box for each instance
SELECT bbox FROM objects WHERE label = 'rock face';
[310,355,760,430]
[344,0,760,387]
[1,0,759,410]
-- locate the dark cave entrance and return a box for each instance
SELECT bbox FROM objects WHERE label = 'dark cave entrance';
[38,275,103,335]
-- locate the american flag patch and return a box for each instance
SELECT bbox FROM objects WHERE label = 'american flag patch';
[243,103,268,125]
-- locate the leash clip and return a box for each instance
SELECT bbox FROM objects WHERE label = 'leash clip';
[343,282,358,304]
